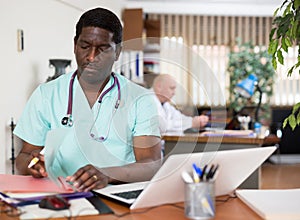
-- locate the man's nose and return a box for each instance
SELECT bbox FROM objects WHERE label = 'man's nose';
[87,48,99,62]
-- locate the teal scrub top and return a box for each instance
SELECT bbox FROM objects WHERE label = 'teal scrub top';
[13,72,160,177]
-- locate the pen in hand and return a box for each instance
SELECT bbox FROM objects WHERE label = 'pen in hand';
[28,148,45,168]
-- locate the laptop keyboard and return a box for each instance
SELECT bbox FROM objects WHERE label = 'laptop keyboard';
[112,189,143,199]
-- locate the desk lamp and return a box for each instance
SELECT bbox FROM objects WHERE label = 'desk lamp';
[235,74,262,123]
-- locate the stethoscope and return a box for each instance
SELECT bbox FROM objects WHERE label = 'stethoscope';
[61,71,121,141]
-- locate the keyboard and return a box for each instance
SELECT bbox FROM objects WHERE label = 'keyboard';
[112,189,143,199]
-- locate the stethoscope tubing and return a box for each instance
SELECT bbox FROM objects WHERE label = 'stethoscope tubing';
[61,71,121,130]
[66,71,77,116]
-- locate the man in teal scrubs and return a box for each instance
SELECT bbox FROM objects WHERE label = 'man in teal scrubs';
[14,7,162,192]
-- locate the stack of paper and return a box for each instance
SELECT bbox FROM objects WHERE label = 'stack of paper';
[236,188,300,220]
[0,174,103,219]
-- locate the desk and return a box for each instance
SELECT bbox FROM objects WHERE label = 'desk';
[162,133,277,189]
[162,133,265,155]
[0,196,262,220]
[262,134,281,146]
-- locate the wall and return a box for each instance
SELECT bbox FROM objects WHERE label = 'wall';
[0,0,123,174]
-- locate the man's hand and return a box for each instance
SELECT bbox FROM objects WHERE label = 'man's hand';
[66,165,109,192]
[65,136,162,192]
[192,115,209,128]
[16,141,48,178]
[28,149,48,178]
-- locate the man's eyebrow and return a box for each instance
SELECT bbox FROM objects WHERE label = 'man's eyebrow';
[78,39,90,44]
[78,40,112,47]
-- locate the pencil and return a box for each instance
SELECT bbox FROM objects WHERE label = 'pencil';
[28,148,45,168]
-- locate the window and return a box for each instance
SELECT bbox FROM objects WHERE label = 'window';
[148,14,299,109]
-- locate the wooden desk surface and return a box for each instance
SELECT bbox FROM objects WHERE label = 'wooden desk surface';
[0,196,262,220]
[162,133,280,146]
[162,133,264,145]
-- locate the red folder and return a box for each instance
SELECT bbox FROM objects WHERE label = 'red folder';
[0,174,74,193]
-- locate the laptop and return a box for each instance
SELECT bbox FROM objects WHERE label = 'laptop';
[95,146,276,210]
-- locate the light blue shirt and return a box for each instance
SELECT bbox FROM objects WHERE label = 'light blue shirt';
[14,72,160,177]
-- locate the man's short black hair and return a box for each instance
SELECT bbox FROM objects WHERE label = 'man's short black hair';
[74,7,123,45]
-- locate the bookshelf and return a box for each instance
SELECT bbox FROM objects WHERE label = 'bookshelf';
[119,8,161,87]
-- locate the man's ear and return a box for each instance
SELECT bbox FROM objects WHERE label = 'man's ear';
[73,37,77,53]
[115,45,122,61]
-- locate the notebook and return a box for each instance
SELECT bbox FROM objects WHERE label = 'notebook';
[236,188,300,220]
[95,146,276,210]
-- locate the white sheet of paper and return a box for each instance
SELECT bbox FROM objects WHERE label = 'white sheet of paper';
[19,198,98,220]
[236,188,300,220]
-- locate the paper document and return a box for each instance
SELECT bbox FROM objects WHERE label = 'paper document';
[0,174,74,193]
[236,188,300,220]
[18,197,98,220]
[200,129,254,137]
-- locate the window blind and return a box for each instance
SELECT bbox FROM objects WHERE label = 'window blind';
[148,14,299,107]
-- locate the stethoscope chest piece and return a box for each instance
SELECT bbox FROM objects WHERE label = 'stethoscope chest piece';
[61,114,73,127]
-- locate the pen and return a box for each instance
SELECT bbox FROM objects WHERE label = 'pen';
[28,148,45,168]
[0,192,19,207]
[206,164,215,180]
[201,196,215,216]
[192,163,202,183]
[210,169,219,182]
[181,171,194,183]
[209,164,219,181]
[210,164,219,177]
[193,163,202,176]
[200,164,207,181]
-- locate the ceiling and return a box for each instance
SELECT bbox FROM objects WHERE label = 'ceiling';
[58,0,284,16]
[127,0,281,3]
[126,0,283,16]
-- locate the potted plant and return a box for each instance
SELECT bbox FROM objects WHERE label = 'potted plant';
[268,0,300,130]
[227,39,276,126]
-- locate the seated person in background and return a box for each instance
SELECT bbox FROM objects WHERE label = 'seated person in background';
[151,74,209,133]
[13,7,162,192]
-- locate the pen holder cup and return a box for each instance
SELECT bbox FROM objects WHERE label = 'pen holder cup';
[184,181,215,220]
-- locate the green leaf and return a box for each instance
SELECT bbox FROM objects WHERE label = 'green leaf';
[273,7,279,17]
[269,39,278,55]
[272,57,278,70]
[280,0,289,10]
[277,49,284,65]
[281,38,288,52]
[294,0,300,9]
[283,117,288,128]
[283,3,292,16]
[297,111,300,125]
[288,114,297,130]
[292,20,298,36]
[288,66,295,77]
[292,102,300,114]
[269,28,276,41]
[284,37,292,47]
[282,13,293,25]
